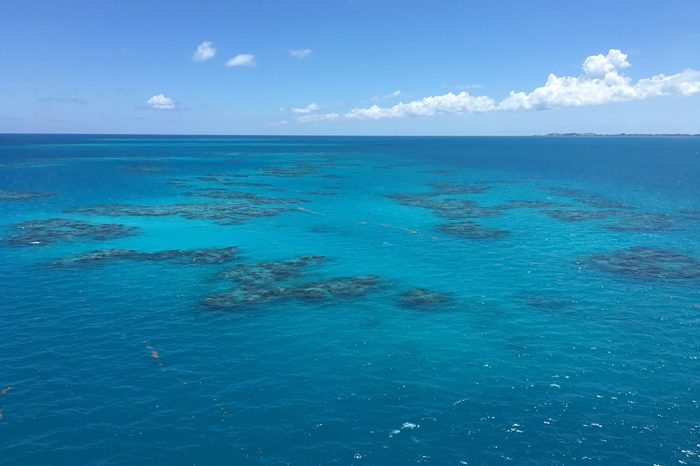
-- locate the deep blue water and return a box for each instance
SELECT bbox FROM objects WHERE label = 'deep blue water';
[1,135,699,465]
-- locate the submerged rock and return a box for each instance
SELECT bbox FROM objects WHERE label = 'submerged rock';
[7,218,140,246]
[437,221,510,240]
[584,247,700,280]
[0,190,53,201]
[398,287,452,308]
[53,246,239,266]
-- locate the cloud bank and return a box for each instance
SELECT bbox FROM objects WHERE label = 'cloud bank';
[226,54,256,67]
[193,41,216,62]
[300,49,700,121]
[147,94,176,110]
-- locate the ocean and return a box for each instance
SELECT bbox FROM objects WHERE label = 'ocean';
[0,134,698,465]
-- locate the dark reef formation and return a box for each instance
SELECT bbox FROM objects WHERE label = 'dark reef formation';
[680,209,700,221]
[547,187,632,209]
[123,165,170,173]
[387,194,502,219]
[430,182,492,195]
[0,190,53,201]
[194,176,274,188]
[67,202,290,225]
[584,247,700,280]
[217,256,326,286]
[294,275,383,300]
[6,218,140,246]
[185,189,305,205]
[258,165,320,177]
[398,287,452,308]
[437,221,510,240]
[53,246,239,266]
[603,212,676,232]
[203,255,384,309]
[543,209,617,222]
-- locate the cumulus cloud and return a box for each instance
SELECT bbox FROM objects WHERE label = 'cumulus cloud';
[226,53,256,67]
[147,94,176,110]
[193,41,216,62]
[291,103,320,114]
[297,49,700,122]
[290,48,312,59]
[499,49,700,110]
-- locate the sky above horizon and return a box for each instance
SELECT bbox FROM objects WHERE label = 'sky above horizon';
[1,0,699,135]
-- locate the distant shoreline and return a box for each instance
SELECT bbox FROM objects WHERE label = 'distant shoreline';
[544,133,700,137]
[0,132,698,137]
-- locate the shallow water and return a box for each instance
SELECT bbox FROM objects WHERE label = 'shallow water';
[1,135,699,465]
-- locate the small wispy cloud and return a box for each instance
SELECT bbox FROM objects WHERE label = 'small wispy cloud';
[289,48,312,59]
[146,94,176,110]
[225,53,256,67]
[452,83,484,90]
[193,41,216,62]
[296,113,341,123]
[38,97,87,105]
[291,103,320,114]
[370,90,402,101]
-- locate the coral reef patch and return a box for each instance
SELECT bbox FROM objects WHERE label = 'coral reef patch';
[6,218,140,246]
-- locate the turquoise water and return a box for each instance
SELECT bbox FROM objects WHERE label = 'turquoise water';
[1,135,699,465]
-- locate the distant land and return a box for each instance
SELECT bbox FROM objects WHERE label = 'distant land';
[544,133,700,137]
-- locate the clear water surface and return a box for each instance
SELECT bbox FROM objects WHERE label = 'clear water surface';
[0,135,698,465]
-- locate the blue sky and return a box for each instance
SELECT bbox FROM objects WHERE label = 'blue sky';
[1,0,699,135]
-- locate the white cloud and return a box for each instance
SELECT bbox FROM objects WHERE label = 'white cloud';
[297,113,341,123]
[291,103,320,114]
[453,83,484,90]
[297,49,700,121]
[290,48,312,59]
[226,53,256,67]
[146,94,176,110]
[582,49,630,77]
[370,90,402,101]
[346,92,495,119]
[193,41,216,62]
[499,49,700,110]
